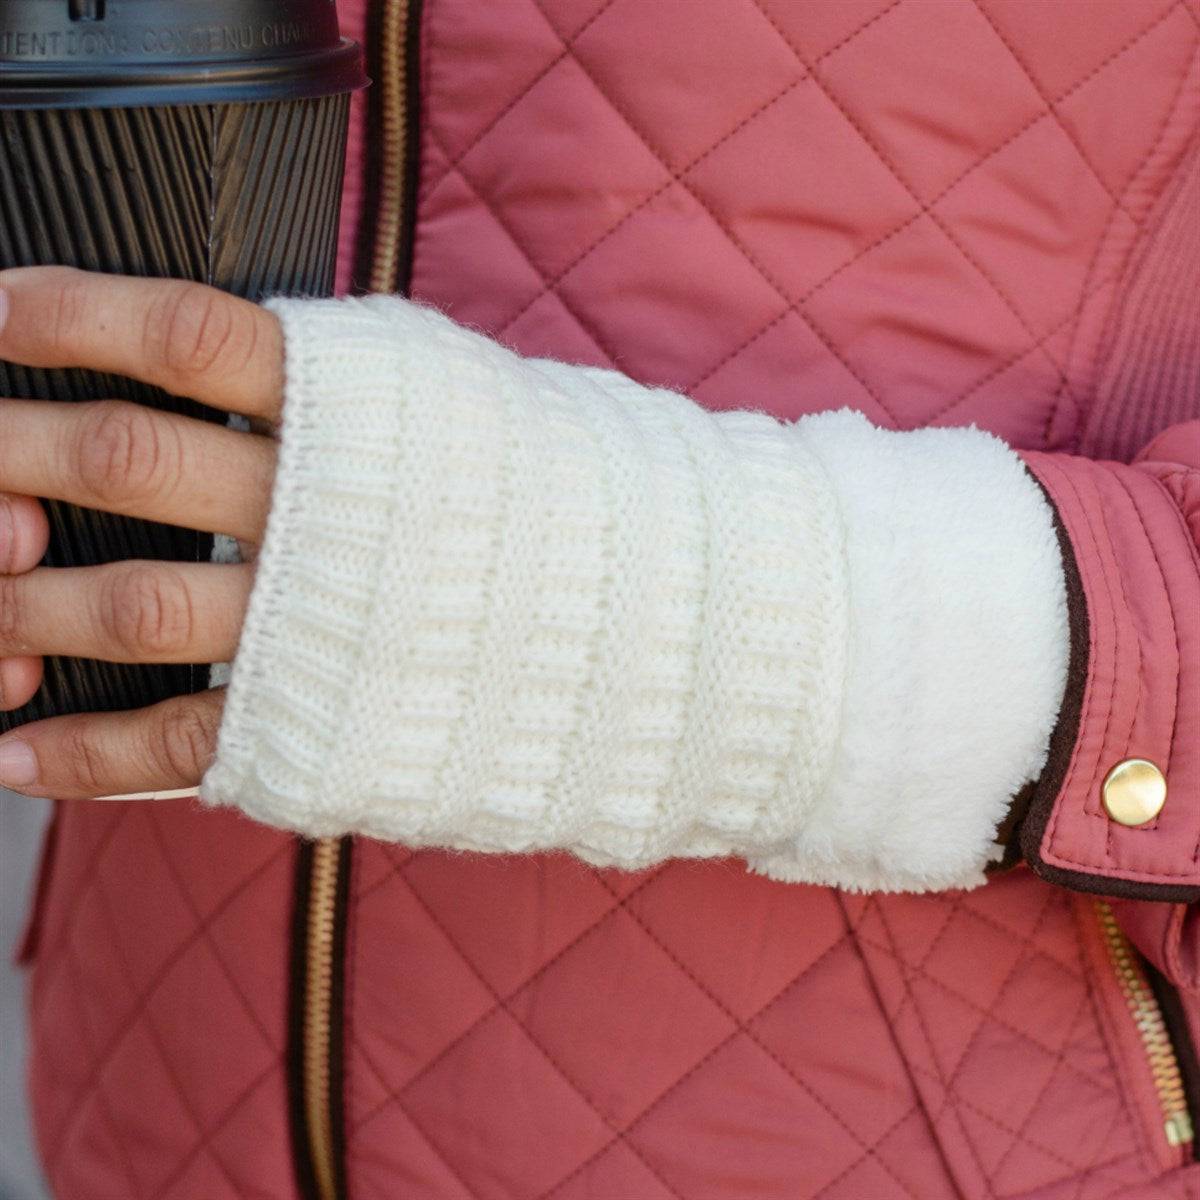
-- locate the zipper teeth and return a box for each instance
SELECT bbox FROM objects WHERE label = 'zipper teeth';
[304,838,343,1200]
[369,0,410,294]
[300,3,414,1194]
[1095,899,1194,1149]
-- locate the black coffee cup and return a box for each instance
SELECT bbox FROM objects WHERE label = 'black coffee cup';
[0,0,367,730]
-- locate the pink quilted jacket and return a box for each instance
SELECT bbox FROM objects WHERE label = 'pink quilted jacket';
[17,1,1200,1197]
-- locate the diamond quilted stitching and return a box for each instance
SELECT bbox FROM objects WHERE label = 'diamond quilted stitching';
[949,995,1099,1175]
[85,1019,200,1199]
[754,0,898,63]
[419,0,565,169]
[592,864,663,900]
[899,900,1037,1015]
[803,214,1036,426]
[536,0,618,43]
[342,1103,478,1200]
[1054,5,1200,203]
[503,288,620,366]
[976,0,1175,99]
[400,852,620,995]
[854,893,1118,1095]
[200,852,297,1045]
[349,860,497,1091]
[145,805,297,933]
[458,53,671,281]
[957,878,1086,979]
[867,1110,963,1199]
[817,1150,930,1200]
[749,938,919,1136]
[626,1035,882,1199]
[353,841,417,901]
[48,1088,141,1199]
[935,117,1116,339]
[403,1007,614,1200]
[964,0,1130,220]
[30,803,296,1200]
[813,0,1045,203]
[507,906,736,1128]
[180,1066,292,1199]
[346,852,687,1200]
[686,80,919,303]
[611,876,928,1199]
[415,166,555,333]
[690,310,888,424]
[625,864,846,1021]
[546,1140,681,1200]
[413,0,1194,454]
[138,940,279,1134]
[851,884,1147,1196]
[159,1154,237,1200]
[566,0,803,172]
[60,869,143,1035]
[556,181,789,387]
[984,1022,1127,1194]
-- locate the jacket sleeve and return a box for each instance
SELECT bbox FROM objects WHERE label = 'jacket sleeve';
[1012,422,1200,901]
[197,291,1176,896]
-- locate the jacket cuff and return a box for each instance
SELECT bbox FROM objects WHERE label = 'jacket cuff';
[1018,431,1200,900]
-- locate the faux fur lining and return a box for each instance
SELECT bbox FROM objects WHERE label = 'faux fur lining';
[750,414,1070,893]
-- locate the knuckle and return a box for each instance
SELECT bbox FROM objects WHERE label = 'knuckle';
[154,702,217,782]
[145,284,246,382]
[47,276,89,354]
[103,563,194,658]
[0,574,24,648]
[60,722,109,794]
[76,401,176,506]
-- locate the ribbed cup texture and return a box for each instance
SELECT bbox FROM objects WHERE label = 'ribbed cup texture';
[0,93,349,727]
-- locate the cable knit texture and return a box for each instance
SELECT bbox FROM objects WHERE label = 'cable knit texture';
[200,294,1069,892]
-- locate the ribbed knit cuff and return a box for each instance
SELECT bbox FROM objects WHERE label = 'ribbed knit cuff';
[199,294,849,866]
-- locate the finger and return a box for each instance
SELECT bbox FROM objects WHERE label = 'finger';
[0,494,49,574]
[0,560,253,663]
[0,397,276,542]
[0,267,284,422]
[0,688,225,799]
[0,656,43,711]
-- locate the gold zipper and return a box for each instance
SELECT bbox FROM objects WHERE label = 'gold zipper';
[1095,899,1194,1149]
[298,3,415,1195]
[301,838,343,1200]
[370,0,411,295]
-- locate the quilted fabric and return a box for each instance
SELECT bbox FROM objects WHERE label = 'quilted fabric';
[20,0,1200,1197]
[343,851,1191,1199]
[26,802,297,1198]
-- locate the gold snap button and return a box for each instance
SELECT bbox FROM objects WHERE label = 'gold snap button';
[1102,759,1167,827]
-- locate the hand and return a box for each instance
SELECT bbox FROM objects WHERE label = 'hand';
[0,266,285,800]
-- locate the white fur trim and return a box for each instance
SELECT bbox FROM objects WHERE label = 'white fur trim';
[748,412,1069,891]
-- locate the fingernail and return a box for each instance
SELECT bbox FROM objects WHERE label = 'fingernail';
[0,738,37,786]
[0,288,8,338]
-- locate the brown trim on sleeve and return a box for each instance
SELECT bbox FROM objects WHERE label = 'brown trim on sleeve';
[1014,471,1200,903]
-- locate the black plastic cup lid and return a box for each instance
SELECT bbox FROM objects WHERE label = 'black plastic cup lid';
[0,0,367,108]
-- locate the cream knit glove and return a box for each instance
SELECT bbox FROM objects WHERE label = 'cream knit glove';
[199,294,1068,893]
